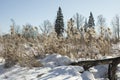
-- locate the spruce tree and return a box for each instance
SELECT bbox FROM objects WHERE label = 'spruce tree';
[88,12,95,28]
[55,7,64,37]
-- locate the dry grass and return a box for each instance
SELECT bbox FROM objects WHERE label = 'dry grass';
[0,35,42,68]
[0,19,115,68]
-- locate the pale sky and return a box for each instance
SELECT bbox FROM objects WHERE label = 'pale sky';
[0,0,120,33]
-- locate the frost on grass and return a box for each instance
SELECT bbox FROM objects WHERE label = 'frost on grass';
[0,22,119,79]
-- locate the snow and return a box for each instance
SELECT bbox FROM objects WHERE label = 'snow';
[0,51,120,80]
[0,64,51,80]
[89,67,98,73]
[112,42,120,50]
[38,66,83,80]
[93,65,108,78]
[112,43,120,56]
[81,71,95,80]
[41,54,72,68]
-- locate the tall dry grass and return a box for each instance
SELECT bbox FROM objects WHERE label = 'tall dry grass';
[0,19,113,68]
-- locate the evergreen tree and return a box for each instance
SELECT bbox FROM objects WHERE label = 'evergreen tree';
[88,12,95,28]
[55,7,64,37]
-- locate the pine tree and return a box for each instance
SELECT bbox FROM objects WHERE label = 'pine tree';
[88,12,95,28]
[55,7,64,37]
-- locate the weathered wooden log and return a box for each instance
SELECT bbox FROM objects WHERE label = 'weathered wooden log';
[70,56,120,80]
[108,58,120,80]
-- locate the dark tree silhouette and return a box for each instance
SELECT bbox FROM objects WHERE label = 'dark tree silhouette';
[88,12,95,28]
[55,7,64,37]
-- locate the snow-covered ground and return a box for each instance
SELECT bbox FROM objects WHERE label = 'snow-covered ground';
[0,53,120,80]
[0,42,119,80]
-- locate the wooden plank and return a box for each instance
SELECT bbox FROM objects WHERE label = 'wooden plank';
[70,56,120,80]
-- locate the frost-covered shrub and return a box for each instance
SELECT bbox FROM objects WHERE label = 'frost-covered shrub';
[1,35,42,68]
[0,18,115,68]
[22,24,39,39]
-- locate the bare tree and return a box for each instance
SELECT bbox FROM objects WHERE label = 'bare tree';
[73,13,84,30]
[97,15,106,27]
[10,19,15,35]
[111,15,120,41]
[10,19,21,34]
[73,13,85,50]
[22,24,38,39]
[111,19,117,39]
[73,13,85,47]
[97,15,106,34]
[39,20,53,35]
[15,25,21,34]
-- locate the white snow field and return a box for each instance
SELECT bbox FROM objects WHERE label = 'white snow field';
[0,53,120,80]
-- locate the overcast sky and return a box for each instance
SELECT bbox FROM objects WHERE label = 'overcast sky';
[0,0,120,33]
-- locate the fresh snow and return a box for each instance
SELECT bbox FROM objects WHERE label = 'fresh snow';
[0,53,120,80]
[81,71,95,80]
[41,54,72,68]
[38,66,83,80]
